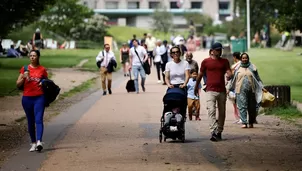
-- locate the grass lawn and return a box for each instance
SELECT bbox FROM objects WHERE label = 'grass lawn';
[0,49,120,96]
[248,48,302,102]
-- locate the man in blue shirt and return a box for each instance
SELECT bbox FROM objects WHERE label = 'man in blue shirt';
[7,45,20,58]
[187,69,202,121]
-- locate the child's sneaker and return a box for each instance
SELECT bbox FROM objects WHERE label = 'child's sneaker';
[195,117,201,121]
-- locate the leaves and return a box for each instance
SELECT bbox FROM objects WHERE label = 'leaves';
[0,0,57,37]
[151,7,173,34]
[38,0,93,38]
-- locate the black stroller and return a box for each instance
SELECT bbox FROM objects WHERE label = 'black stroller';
[159,87,187,143]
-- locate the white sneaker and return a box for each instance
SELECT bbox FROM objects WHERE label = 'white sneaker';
[36,141,43,152]
[29,143,37,152]
[157,80,162,83]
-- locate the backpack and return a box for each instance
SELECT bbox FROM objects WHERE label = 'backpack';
[41,79,61,107]
[17,65,28,90]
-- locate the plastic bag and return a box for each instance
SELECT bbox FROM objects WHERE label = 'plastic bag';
[261,91,275,108]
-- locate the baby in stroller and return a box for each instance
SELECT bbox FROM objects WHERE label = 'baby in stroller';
[159,87,187,143]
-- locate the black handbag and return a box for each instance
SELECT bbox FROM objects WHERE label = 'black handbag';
[134,48,150,75]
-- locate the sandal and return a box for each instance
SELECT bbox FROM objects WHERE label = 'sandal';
[241,124,248,128]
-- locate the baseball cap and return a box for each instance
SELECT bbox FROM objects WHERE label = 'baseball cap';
[211,42,224,50]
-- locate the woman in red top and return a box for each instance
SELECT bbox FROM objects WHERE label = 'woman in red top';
[16,50,48,152]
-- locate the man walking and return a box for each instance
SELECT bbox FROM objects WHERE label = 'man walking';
[194,42,232,141]
[185,52,199,73]
[145,33,156,65]
[129,39,148,94]
[96,44,116,95]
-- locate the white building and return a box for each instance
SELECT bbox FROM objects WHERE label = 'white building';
[80,0,234,29]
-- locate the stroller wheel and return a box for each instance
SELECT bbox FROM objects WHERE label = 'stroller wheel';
[164,136,167,142]
[181,134,185,143]
[159,134,163,143]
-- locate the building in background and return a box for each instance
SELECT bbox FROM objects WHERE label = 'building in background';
[80,0,234,29]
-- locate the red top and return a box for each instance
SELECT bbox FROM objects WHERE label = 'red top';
[20,65,48,96]
[200,57,230,92]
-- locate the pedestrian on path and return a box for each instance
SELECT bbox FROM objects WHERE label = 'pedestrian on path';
[226,52,241,124]
[202,49,213,91]
[129,39,148,93]
[145,33,157,65]
[229,53,266,128]
[185,52,199,73]
[187,69,202,121]
[96,44,117,95]
[120,43,130,77]
[165,46,190,90]
[16,50,48,152]
[194,42,232,141]
[154,39,166,84]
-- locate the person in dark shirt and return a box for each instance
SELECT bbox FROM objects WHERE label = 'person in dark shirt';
[194,42,232,142]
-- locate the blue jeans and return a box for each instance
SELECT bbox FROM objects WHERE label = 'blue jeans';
[132,65,146,92]
[22,95,45,142]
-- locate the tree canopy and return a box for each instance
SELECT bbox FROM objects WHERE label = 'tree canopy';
[0,0,57,37]
[151,7,173,34]
[38,0,93,38]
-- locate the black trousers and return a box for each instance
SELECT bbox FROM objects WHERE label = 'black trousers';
[155,62,167,82]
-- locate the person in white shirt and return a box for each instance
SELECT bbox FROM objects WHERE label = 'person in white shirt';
[145,33,156,65]
[96,44,116,95]
[154,39,167,83]
[129,39,149,93]
[165,46,190,89]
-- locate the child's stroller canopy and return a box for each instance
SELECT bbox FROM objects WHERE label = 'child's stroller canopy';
[163,88,187,103]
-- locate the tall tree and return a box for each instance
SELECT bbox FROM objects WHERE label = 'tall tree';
[38,0,93,38]
[0,0,57,37]
[151,7,173,34]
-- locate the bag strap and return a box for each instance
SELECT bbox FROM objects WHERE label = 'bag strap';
[102,50,104,57]
[134,48,144,66]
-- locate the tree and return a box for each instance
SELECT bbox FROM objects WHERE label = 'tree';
[0,0,57,37]
[38,0,93,38]
[151,7,173,34]
[234,0,302,32]
[70,14,109,42]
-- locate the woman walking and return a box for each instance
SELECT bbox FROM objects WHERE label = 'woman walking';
[16,50,48,152]
[227,52,241,123]
[229,53,265,128]
[120,43,130,77]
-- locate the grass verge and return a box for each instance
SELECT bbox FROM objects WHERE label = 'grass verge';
[264,105,302,121]
[58,77,97,99]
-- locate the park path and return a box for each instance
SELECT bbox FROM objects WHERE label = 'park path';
[2,50,302,171]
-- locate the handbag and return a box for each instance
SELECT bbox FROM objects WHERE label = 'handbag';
[134,48,151,75]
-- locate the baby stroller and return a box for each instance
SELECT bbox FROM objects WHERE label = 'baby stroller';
[159,87,187,143]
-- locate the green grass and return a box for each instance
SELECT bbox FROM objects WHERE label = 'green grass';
[248,48,302,102]
[264,105,302,121]
[108,26,188,45]
[0,49,121,96]
[59,77,97,99]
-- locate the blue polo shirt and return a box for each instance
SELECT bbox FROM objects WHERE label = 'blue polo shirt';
[187,78,202,99]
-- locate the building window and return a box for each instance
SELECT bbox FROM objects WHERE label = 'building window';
[219,1,230,10]
[149,1,160,9]
[128,1,140,9]
[105,1,118,9]
[191,1,202,9]
[170,1,179,9]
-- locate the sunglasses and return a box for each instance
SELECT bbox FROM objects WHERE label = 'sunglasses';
[171,51,180,54]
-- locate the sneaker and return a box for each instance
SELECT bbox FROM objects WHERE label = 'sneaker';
[157,80,162,83]
[216,133,222,140]
[210,132,218,142]
[108,89,112,94]
[103,91,107,96]
[36,141,43,152]
[29,143,37,152]
[195,117,201,121]
[124,74,126,77]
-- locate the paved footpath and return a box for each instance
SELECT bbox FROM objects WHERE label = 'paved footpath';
[2,50,302,171]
